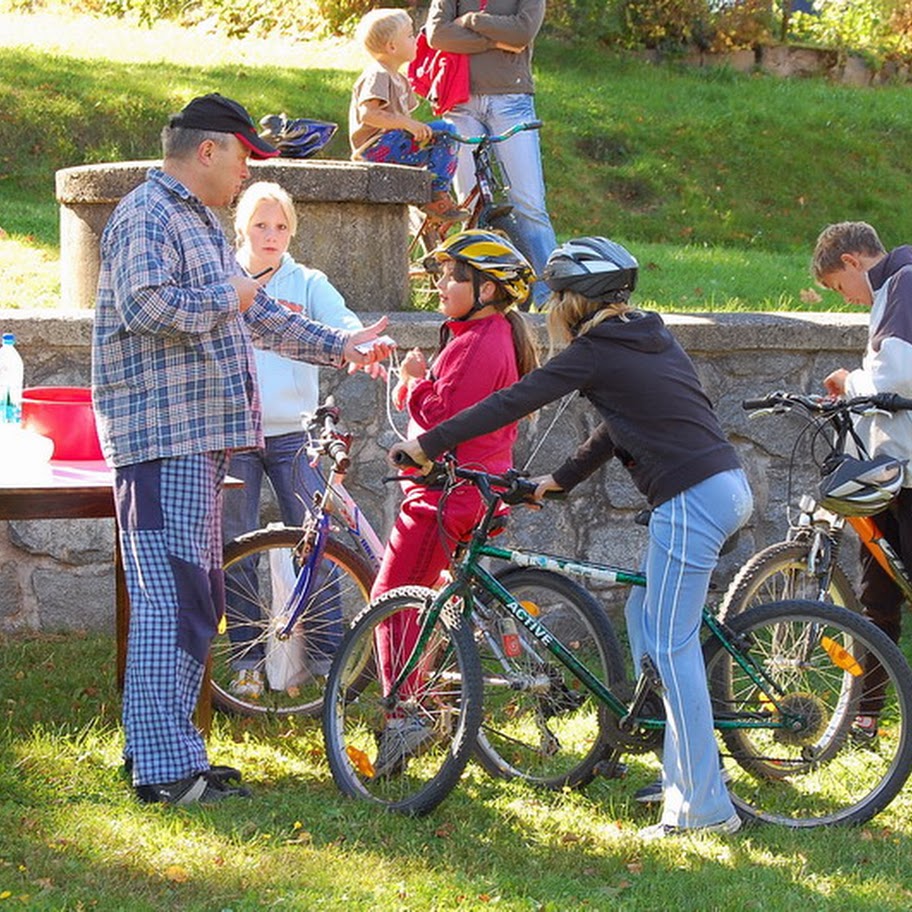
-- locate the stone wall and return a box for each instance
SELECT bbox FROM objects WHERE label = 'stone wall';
[0,309,868,632]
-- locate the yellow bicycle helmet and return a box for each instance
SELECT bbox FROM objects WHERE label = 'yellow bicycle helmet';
[424,229,535,307]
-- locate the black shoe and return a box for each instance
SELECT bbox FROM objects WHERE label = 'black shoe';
[124,757,242,784]
[135,771,251,805]
[634,778,663,804]
[850,714,879,747]
[634,767,731,804]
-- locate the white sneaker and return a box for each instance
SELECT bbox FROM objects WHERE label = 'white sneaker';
[373,717,434,778]
[229,668,264,699]
[638,812,742,841]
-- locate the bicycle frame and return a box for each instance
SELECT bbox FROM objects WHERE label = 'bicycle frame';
[407,121,542,262]
[268,406,384,640]
[788,495,912,604]
[384,473,798,736]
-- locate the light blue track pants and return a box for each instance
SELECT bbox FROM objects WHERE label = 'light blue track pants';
[115,452,227,787]
[625,468,753,828]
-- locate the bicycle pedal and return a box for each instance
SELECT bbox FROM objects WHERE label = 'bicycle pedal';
[593,759,628,779]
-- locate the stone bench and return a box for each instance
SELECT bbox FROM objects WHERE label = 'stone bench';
[0,309,869,633]
[55,159,431,311]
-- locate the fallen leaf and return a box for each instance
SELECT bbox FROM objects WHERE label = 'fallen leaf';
[799,287,822,304]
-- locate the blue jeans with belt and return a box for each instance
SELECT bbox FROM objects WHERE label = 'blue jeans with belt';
[446,93,557,306]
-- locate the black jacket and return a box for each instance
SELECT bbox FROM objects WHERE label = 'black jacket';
[418,310,741,507]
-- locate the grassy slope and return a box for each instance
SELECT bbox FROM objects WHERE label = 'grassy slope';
[3,11,908,310]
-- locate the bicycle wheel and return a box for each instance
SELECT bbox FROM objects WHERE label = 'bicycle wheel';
[212,527,375,717]
[322,586,483,816]
[719,539,860,621]
[705,598,912,827]
[472,568,623,789]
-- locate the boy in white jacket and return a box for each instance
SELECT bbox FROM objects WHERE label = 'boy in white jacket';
[813,220,912,738]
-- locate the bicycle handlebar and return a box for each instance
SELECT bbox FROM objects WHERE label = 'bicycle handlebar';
[305,397,352,474]
[440,120,542,146]
[389,452,562,506]
[743,391,912,415]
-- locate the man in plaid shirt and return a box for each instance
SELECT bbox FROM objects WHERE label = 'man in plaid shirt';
[92,93,392,805]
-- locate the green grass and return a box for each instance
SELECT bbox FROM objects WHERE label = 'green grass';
[3,631,912,911]
[1,9,905,312]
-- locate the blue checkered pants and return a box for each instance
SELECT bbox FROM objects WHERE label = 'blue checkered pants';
[114,452,227,787]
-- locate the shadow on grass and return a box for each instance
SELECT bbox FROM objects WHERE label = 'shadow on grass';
[3,633,912,910]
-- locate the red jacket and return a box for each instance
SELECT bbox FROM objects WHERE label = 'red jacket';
[406,312,518,472]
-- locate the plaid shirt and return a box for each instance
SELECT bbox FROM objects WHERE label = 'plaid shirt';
[92,168,348,467]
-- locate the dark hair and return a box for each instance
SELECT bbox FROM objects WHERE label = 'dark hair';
[161,125,230,160]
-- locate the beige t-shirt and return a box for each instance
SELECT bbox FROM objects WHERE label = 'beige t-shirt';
[349,61,418,153]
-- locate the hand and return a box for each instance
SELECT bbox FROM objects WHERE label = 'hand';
[348,359,388,381]
[400,347,427,380]
[392,380,408,411]
[409,120,433,143]
[494,41,525,53]
[823,368,849,397]
[529,474,563,503]
[343,317,395,366]
[228,275,260,313]
[388,438,433,472]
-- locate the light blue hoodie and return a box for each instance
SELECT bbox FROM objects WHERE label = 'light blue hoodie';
[257,253,363,436]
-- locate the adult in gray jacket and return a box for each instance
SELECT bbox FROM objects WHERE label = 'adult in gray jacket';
[427,0,556,306]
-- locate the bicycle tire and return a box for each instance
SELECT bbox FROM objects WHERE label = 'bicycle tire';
[472,567,623,789]
[704,598,912,827]
[322,585,483,816]
[212,527,375,718]
[719,539,861,621]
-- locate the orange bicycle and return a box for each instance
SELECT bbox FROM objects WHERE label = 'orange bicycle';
[722,390,912,620]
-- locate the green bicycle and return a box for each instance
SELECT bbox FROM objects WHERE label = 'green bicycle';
[322,460,912,826]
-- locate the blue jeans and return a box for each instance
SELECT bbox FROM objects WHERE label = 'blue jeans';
[446,93,557,306]
[223,433,342,672]
[624,469,753,829]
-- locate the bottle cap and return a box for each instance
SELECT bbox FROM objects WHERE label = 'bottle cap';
[2,333,15,344]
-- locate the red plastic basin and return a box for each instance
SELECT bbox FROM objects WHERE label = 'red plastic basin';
[21,386,104,460]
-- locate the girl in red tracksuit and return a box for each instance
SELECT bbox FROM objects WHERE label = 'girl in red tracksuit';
[371,230,536,771]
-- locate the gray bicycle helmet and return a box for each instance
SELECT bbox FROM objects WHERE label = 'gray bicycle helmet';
[818,453,905,516]
[543,236,638,299]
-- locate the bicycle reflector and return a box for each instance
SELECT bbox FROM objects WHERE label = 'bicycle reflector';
[821,636,863,676]
[818,453,905,516]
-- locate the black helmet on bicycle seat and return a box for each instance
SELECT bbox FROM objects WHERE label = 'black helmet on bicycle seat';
[818,453,905,516]
[424,229,535,306]
[543,237,638,300]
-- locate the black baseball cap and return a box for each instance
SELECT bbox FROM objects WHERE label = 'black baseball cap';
[169,93,279,159]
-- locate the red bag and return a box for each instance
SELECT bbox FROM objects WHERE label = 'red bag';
[407,28,470,116]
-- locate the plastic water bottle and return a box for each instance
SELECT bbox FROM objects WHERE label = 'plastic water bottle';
[0,332,24,425]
